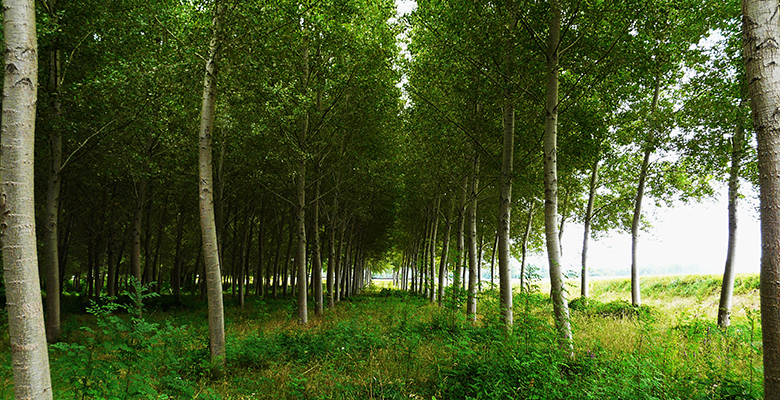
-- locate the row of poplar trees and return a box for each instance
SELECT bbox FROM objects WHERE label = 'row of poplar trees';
[393,0,779,398]
[7,0,780,399]
[3,0,404,398]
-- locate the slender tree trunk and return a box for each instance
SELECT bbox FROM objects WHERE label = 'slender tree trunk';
[499,84,514,327]
[197,1,227,368]
[743,1,780,396]
[296,45,310,324]
[581,158,599,299]
[327,196,338,308]
[631,80,660,307]
[429,197,440,303]
[438,201,453,306]
[1,0,53,396]
[312,175,324,316]
[718,117,745,327]
[544,0,573,348]
[467,152,480,321]
[43,34,63,344]
[282,218,294,296]
[520,201,535,291]
[256,211,265,296]
[172,206,186,301]
[453,176,467,305]
[130,174,148,288]
[335,220,346,301]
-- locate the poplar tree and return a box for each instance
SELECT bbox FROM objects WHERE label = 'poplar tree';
[2,0,54,397]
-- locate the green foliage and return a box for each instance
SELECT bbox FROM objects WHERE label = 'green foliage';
[49,281,215,399]
[591,274,760,299]
[39,280,763,399]
[570,297,655,320]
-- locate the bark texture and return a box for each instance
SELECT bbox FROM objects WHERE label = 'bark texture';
[466,152,480,321]
[498,85,514,327]
[543,0,573,348]
[580,159,599,299]
[718,117,745,327]
[197,1,227,367]
[743,1,780,396]
[43,36,63,344]
[2,0,54,397]
[630,80,660,307]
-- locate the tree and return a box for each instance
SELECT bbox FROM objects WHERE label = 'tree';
[197,0,227,368]
[2,0,54,397]
[742,0,780,397]
[541,0,573,349]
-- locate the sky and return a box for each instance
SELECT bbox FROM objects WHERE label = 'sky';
[526,188,762,277]
[393,0,761,277]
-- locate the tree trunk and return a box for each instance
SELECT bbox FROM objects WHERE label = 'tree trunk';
[520,201,535,291]
[437,201,453,306]
[467,152,480,321]
[43,32,63,344]
[581,158,599,298]
[498,84,514,327]
[172,206,186,301]
[429,197,440,303]
[543,0,573,349]
[743,1,780,396]
[296,44,310,324]
[130,173,148,289]
[631,80,660,307]
[327,196,339,308]
[1,0,53,396]
[282,218,294,297]
[454,176,467,292]
[256,210,266,296]
[312,175,324,316]
[197,1,227,368]
[718,117,745,327]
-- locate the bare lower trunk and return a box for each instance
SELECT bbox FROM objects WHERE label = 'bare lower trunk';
[438,202,453,306]
[498,85,514,327]
[1,0,53,396]
[467,152,480,321]
[581,158,599,298]
[197,1,226,368]
[44,42,63,344]
[312,175,323,316]
[544,0,573,349]
[454,175,467,294]
[130,175,147,288]
[429,197,440,303]
[631,79,660,307]
[743,1,780,396]
[520,201,534,290]
[296,46,310,325]
[718,118,745,327]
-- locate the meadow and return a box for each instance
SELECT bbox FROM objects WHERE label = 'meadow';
[0,274,763,399]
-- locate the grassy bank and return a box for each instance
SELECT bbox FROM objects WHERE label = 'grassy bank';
[0,274,763,399]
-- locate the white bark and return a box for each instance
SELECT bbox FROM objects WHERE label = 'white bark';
[498,85,514,327]
[197,1,227,367]
[2,0,53,397]
[543,0,573,349]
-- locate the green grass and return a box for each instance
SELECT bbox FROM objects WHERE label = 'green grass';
[0,276,765,399]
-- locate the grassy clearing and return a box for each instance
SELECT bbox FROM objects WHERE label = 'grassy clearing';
[0,274,764,399]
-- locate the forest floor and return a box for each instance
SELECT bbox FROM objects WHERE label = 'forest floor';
[0,274,763,399]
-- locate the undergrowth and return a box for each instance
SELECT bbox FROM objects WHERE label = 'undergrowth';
[0,275,764,399]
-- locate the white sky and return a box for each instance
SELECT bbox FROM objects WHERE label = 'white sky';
[525,187,761,276]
